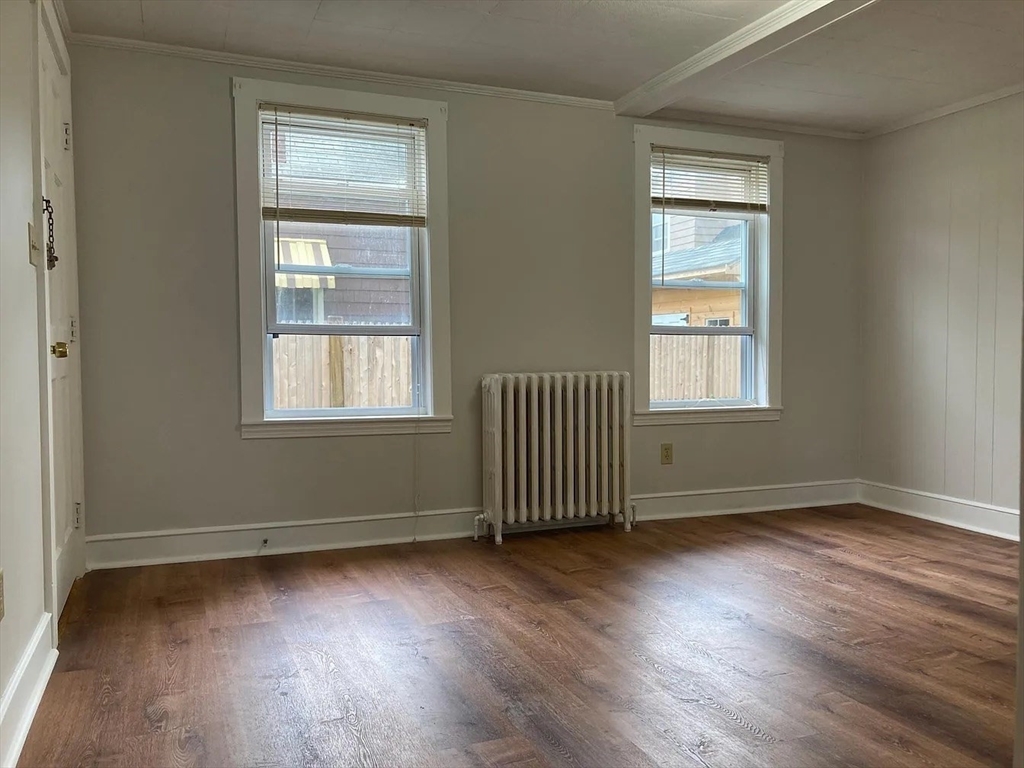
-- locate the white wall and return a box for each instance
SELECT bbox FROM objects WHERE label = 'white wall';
[69,44,862,540]
[862,94,1024,512]
[0,0,47,741]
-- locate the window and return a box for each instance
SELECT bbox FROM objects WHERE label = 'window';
[653,312,689,327]
[634,126,783,425]
[652,216,665,255]
[234,79,452,437]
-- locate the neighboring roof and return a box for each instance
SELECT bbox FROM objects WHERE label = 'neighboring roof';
[653,224,742,281]
[275,237,334,289]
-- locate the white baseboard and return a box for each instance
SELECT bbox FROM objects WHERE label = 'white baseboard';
[86,478,1019,570]
[857,480,1019,541]
[87,481,863,569]
[634,479,860,520]
[86,507,482,570]
[0,614,57,768]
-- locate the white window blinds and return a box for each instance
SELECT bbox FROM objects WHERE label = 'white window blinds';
[651,147,768,213]
[260,106,428,228]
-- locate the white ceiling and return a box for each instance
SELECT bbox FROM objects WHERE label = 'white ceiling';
[659,0,1024,133]
[63,0,1024,136]
[62,0,787,100]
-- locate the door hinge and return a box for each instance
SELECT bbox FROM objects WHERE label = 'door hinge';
[74,502,82,529]
[63,122,71,151]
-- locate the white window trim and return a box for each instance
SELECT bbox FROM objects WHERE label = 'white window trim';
[633,125,783,426]
[233,78,452,438]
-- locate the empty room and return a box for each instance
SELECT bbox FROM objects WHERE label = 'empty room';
[1,0,1023,766]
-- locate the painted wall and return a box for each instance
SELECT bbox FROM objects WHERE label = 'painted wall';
[861,93,1024,511]
[69,44,862,538]
[0,0,46,718]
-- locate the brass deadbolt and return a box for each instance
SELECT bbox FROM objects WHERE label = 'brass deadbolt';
[50,341,69,358]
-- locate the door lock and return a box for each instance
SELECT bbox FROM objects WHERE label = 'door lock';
[50,341,69,358]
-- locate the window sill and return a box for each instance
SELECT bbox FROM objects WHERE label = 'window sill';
[241,415,453,439]
[634,406,782,426]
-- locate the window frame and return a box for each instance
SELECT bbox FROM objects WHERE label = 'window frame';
[233,78,452,438]
[633,125,783,426]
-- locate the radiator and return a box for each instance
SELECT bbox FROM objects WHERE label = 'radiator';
[479,372,634,544]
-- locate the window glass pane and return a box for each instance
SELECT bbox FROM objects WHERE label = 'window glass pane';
[271,334,414,410]
[260,110,426,219]
[265,221,414,327]
[274,276,411,326]
[650,334,745,403]
[652,286,743,328]
[651,213,746,285]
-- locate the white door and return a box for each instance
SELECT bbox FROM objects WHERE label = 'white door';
[38,5,85,627]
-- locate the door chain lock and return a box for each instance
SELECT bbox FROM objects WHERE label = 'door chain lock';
[42,196,57,270]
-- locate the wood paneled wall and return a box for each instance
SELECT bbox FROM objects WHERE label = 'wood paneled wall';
[862,93,1023,510]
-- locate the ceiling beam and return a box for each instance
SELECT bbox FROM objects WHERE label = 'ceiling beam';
[614,0,880,117]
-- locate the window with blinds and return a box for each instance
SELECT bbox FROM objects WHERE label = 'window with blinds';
[650,148,768,213]
[258,105,429,413]
[648,147,769,407]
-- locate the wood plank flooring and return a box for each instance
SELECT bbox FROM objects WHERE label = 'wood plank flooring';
[19,504,1018,767]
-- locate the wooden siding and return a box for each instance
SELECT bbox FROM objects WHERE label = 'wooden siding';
[652,285,742,327]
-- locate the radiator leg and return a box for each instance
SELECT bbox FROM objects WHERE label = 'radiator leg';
[494,515,503,545]
[624,504,635,532]
[473,513,486,542]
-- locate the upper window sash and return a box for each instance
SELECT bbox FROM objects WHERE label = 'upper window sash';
[259,186,425,338]
[649,208,757,336]
[259,106,428,227]
[258,107,427,339]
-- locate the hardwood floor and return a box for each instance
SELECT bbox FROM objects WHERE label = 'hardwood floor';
[19,504,1018,768]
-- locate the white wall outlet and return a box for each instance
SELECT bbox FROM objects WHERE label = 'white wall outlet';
[660,443,673,465]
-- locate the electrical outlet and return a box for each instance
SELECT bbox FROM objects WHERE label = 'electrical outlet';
[660,443,673,465]
[0,568,5,622]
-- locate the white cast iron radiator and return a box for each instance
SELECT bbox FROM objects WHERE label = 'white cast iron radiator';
[478,372,634,544]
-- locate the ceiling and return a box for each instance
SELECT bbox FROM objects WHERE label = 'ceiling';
[62,0,787,100]
[62,0,1024,136]
[659,0,1024,133]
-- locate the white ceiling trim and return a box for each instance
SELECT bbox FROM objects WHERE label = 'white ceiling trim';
[653,108,865,141]
[614,0,880,117]
[865,83,1024,139]
[68,33,617,112]
[51,0,72,42]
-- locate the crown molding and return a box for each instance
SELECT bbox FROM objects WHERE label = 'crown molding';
[615,0,880,117]
[51,0,72,42]
[67,33,616,112]
[61,30,859,140]
[652,107,866,141]
[66,29,1020,143]
[865,83,1024,139]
